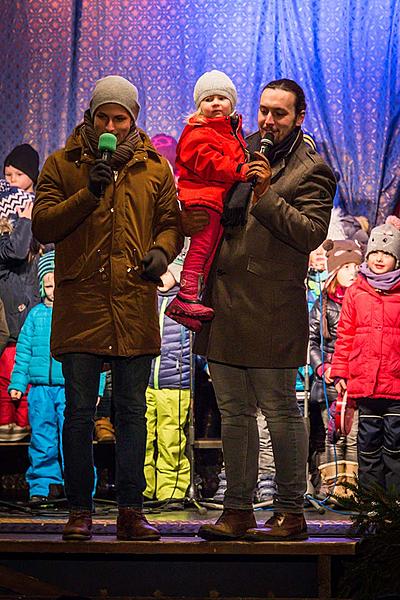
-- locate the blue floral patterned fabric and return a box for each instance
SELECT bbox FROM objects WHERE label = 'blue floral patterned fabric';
[1,0,399,223]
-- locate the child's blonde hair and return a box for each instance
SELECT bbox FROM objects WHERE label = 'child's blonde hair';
[185,107,208,124]
[0,218,13,235]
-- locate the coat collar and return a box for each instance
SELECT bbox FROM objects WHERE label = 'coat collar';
[64,126,162,167]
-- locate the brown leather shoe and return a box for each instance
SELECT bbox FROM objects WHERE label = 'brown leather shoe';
[116,508,161,541]
[245,512,308,541]
[62,510,92,541]
[94,417,116,443]
[198,508,256,541]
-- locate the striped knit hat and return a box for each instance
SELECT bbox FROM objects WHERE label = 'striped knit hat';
[38,251,55,297]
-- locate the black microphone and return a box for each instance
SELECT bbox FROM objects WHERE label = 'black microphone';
[251,132,275,189]
[260,131,275,157]
[98,133,117,162]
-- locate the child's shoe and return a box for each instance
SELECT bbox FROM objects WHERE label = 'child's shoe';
[0,423,16,441]
[10,424,31,441]
[212,470,227,504]
[48,483,65,500]
[255,474,276,505]
[166,312,203,333]
[166,270,214,322]
[94,417,115,443]
[0,423,30,442]
[29,495,49,507]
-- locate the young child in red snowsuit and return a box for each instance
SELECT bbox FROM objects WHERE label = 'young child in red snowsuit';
[166,70,251,330]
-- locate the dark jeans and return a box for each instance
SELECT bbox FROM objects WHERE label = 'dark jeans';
[209,361,308,513]
[61,353,152,510]
[358,398,400,492]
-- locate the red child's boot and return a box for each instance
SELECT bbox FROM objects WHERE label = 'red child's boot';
[166,313,203,333]
[166,270,214,322]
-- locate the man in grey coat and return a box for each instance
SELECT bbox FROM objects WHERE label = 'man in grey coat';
[195,79,336,541]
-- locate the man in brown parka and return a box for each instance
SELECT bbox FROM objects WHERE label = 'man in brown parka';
[32,75,183,541]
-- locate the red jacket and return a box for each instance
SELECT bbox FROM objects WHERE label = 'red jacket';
[176,114,248,213]
[331,274,400,400]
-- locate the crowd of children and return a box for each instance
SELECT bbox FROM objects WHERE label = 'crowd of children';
[1,69,400,509]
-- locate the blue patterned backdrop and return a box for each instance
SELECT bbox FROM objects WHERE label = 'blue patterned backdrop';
[1,0,399,224]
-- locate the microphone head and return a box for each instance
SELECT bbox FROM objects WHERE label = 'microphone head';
[260,132,275,157]
[98,133,117,153]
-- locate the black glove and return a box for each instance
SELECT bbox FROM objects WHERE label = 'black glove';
[141,248,168,284]
[88,159,114,198]
[220,182,253,228]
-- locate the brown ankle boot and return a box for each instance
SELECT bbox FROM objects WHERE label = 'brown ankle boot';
[62,510,92,541]
[94,417,116,443]
[198,508,256,541]
[246,512,308,541]
[116,508,161,541]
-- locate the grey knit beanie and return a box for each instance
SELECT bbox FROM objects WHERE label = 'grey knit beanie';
[90,75,140,120]
[366,223,400,263]
[193,70,237,109]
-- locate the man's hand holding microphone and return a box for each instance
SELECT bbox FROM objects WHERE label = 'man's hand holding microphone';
[87,133,117,198]
[246,132,274,199]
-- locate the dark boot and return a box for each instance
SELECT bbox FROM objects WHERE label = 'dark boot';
[48,483,65,500]
[166,270,214,321]
[198,508,256,540]
[62,510,92,541]
[116,508,161,541]
[245,512,308,541]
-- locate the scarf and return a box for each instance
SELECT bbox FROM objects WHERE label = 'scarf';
[221,127,303,228]
[327,284,346,305]
[359,262,400,291]
[80,110,142,170]
[266,126,302,166]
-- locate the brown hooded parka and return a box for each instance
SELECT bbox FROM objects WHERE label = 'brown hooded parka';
[32,127,183,359]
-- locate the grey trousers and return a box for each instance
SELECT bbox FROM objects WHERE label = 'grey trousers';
[209,361,308,513]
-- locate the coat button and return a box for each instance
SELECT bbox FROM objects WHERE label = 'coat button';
[108,345,113,350]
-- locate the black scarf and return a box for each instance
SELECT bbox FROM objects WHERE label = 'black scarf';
[265,126,302,166]
[80,110,142,169]
[221,127,303,228]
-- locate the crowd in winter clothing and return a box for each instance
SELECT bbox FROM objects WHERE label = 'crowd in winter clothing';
[2,71,400,513]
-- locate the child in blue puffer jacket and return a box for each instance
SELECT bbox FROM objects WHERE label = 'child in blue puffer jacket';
[9,251,104,504]
[9,251,63,503]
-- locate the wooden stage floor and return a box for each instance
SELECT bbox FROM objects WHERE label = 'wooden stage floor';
[0,506,357,599]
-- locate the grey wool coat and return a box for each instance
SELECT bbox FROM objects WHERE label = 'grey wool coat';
[195,130,336,368]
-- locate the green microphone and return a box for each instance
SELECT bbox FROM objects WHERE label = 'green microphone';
[98,133,117,162]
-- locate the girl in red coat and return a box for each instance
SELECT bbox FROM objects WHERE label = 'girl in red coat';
[331,222,400,492]
[166,70,252,329]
